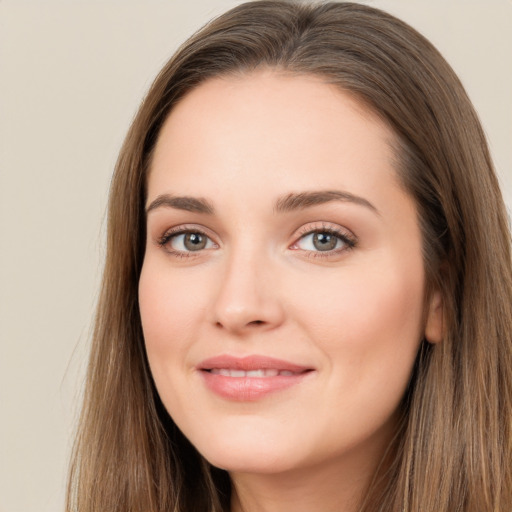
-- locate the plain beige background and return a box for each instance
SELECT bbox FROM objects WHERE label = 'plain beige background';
[0,1,510,511]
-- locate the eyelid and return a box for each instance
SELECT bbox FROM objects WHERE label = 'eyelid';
[156,224,219,255]
[153,221,357,259]
[289,222,357,256]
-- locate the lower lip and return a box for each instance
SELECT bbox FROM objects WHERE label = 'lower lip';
[200,371,312,401]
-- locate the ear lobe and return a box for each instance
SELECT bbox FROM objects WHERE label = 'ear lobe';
[425,290,443,344]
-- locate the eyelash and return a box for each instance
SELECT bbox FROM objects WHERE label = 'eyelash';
[291,223,357,259]
[156,225,217,258]
[156,223,357,259]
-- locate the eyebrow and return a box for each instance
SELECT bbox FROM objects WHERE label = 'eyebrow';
[145,189,379,216]
[274,190,379,215]
[146,194,215,215]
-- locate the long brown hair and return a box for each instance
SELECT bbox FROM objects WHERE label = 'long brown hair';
[67,2,512,511]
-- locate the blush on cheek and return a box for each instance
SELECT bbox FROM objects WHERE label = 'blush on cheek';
[139,262,178,320]
[291,265,424,410]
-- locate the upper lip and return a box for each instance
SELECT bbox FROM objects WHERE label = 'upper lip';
[197,355,312,373]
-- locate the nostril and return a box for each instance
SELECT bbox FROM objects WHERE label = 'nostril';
[215,319,265,330]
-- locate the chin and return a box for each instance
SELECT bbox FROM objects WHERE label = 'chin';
[186,423,303,474]
[204,448,298,475]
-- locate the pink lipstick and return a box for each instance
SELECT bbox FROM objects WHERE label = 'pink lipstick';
[197,355,314,401]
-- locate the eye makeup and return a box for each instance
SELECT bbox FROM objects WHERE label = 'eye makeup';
[154,219,357,261]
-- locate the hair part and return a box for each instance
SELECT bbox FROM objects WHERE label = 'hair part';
[67,2,512,511]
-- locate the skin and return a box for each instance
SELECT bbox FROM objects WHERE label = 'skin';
[139,70,442,512]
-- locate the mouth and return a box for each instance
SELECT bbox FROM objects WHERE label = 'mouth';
[197,355,315,401]
[208,368,300,377]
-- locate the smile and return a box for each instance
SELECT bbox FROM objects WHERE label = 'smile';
[208,368,298,377]
[197,355,314,401]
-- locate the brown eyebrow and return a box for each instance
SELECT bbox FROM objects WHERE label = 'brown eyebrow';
[146,194,215,215]
[146,189,378,216]
[274,190,379,215]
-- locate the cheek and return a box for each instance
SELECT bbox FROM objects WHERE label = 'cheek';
[295,260,422,331]
[138,259,207,390]
[288,261,425,451]
[287,254,425,392]
[139,259,208,342]
[138,260,213,431]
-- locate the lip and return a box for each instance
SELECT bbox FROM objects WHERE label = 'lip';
[197,355,314,401]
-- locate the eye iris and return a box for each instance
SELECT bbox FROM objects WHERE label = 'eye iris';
[313,232,338,251]
[184,232,207,251]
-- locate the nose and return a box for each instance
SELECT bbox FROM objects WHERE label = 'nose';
[211,245,285,334]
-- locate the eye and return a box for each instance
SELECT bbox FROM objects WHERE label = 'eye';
[291,226,356,256]
[298,231,342,251]
[158,229,216,254]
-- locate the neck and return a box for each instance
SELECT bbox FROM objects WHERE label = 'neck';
[227,409,404,512]
[231,471,358,512]
[229,444,388,512]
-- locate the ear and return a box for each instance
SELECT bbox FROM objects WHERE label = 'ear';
[424,289,443,344]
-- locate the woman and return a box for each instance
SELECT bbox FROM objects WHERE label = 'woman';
[67,2,512,511]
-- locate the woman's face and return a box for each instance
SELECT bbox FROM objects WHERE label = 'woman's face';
[139,71,442,476]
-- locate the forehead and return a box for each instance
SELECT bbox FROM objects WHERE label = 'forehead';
[148,71,401,210]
